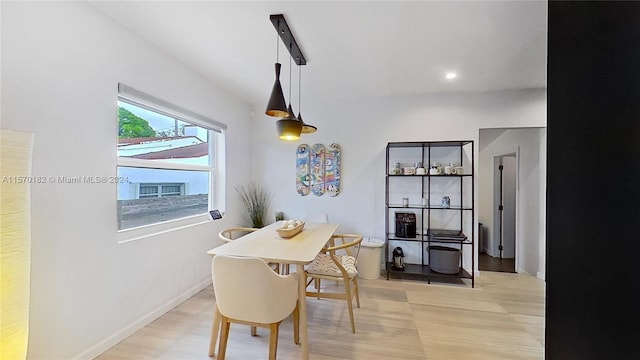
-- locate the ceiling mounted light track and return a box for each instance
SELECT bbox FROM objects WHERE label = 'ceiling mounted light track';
[270,14,306,66]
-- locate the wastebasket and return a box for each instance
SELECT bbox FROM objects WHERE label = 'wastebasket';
[357,237,385,279]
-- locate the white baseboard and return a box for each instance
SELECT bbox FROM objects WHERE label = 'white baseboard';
[536,271,546,281]
[73,278,212,360]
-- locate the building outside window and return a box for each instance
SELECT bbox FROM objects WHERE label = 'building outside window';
[116,84,225,231]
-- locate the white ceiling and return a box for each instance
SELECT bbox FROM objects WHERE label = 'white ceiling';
[90,1,547,111]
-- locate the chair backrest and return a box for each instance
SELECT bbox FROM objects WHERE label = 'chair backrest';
[218,227,258,243]
[327,234,363,260]
[303,212,329,223]
[211,255,298,324]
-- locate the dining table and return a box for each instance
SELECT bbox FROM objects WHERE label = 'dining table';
[206,221,340,360]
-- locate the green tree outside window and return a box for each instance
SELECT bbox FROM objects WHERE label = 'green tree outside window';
[118,107,156,138]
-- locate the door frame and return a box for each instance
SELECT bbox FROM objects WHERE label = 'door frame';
[491,151,518,271]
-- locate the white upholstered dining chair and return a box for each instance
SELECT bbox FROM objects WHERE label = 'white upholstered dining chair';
[219,227,280,273]
[212,255,299,360]
[218,227,258,243]
[305,234,363,333]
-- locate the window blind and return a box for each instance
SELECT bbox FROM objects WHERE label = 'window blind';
[118,83,227,132]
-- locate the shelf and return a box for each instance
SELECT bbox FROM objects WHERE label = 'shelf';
[385,262,473,279]
[387,140,473,148]
[386,238,472,245]
[428,229,466,238]
[385,140,475,287]
[387,204,472,210]
[386,232,472,244]
[387,173,473,177]
[428,239,472,245]
[387,234,424,242]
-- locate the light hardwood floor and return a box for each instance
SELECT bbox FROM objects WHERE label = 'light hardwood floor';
[96,271,544,359]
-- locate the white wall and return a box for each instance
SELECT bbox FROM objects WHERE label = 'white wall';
[479,128,546,276]
[1,2,253,359]
[250,90,547,276]
[537,129,547,280]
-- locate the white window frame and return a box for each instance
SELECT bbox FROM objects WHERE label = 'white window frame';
[116,84,227,241]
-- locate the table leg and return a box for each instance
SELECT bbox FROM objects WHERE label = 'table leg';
[208,304,221,357]
[297,264,309,360]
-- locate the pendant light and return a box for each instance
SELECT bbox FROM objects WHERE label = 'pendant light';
[269,14,315,140]
[265,28,289,118]
[276,51,302,140]
[276,105,302,140]
[297,65,317,134]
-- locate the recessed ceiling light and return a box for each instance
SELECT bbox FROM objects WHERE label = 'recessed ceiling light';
[445,72,457,80]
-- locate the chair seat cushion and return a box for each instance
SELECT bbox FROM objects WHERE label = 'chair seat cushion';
[307,254,358,278]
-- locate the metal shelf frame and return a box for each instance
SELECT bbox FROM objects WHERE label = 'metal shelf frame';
[384,141,475,287]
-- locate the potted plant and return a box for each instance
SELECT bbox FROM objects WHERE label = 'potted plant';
[235,182,273,228]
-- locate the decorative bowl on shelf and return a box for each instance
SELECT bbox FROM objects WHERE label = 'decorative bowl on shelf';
[276,221,305,238]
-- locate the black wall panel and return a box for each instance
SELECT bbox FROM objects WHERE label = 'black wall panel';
[547,2,640,359]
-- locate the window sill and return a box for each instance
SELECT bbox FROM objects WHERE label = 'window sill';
[117,213,212,244]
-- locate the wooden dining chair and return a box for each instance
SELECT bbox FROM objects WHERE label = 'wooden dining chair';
[305,234,362,333]
[278,213,327,276]
[212,255,299,360]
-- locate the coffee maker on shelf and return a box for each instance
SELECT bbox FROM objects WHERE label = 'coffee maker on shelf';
[392,247,405,270]
[395,212,416,238]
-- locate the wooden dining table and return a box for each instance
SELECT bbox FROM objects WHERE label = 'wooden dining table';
[206,221,340,360]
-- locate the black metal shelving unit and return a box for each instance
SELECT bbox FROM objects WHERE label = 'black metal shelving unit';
[384,141,475,287]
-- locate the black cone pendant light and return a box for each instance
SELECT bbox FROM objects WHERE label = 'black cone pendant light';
[299,113,317,134]
[277,50,303,140]
[265,26,289,118]
[265,63,289,118]
[297,65,317,134]
[277,105,302,140]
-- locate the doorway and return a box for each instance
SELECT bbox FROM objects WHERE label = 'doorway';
[480,154,516,272]
[478,127,545,276]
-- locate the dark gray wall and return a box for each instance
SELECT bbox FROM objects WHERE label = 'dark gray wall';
[547,2,640,359]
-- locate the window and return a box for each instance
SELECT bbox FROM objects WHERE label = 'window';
[138,183,184,198]
[117,84,226,231]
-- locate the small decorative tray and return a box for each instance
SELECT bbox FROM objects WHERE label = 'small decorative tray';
[276,221,305,238]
